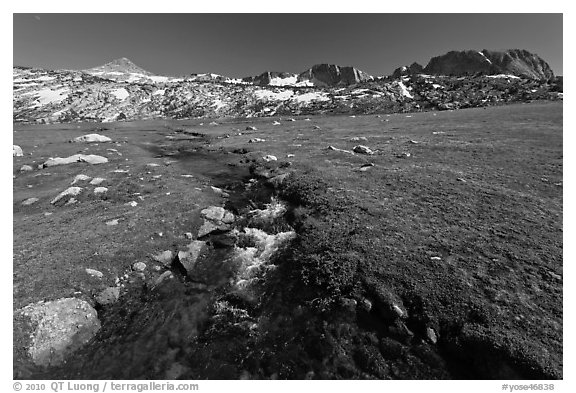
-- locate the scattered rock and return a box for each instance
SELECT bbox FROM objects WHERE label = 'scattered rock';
[154,271,174,286]
[456,178,467,183]
[152,250,174,267]
[397,152,411,158]
[272,121,281,125]
[359,298,373,312]
[353,145,375,155]
[197,220,223,238]
[13,145,24,157]
[248,138,265,143]
[426,327,438,344]
[304,118,311,121]
[262,155,277,162]
[178,240,208,276]
[210,186,230,197]
[432,131,445,135]
[245,126,257,131]
[350,136,368,142]
[185,232,193,239]
[409,140,419,144]
[71,174,91,185]
[89,177,105,185]
[313,125,321,130]
[21,197,39,206]
[327,145,355,155]
[125,201,138,207]
[209,121,219,126]
[17,298,101,367]
[72,134,112,143]
[20,165,33,171]
[200,206,235,224]
[51,187,82,205]
[146,163,161,167]
[132,262,147,272]
[85,268,104,279]
[95,287,120,306]
[94,187,108,195]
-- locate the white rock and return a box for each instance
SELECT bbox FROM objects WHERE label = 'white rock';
[272,121,281,125]
[21,197,39,206]
[262,155,277,162]
[106,219,119,226]
[94,187,108,195]
[20,165,33,171]
[71,174,91,185]
[85,268,104,279]
[249,138,265,143]
[13,145,23,157]
[72,133,112,143]
[51,187,82,204]
[89,177,106,185]
[245,126,258,131]
[350,137,368,142]
[286,154,295,158]
[42,154,108,168]
[132,262,147,272]
[327,145,355,155]
[125,201,138,207]
[352,145,374,155]
[152,250,174,267]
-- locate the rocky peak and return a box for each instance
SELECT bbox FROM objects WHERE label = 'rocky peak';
[423,49,554,80]
[391,62,424,79]
[85,57,153,76]
[297,64,373,87]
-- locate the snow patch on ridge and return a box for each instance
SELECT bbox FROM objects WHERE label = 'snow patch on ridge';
[292,91,330,103]
[254,90,294,101]
[111,88,130,101]
[478,51,493,64]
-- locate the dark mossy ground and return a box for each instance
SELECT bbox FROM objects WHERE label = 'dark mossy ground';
[13,102,562,379]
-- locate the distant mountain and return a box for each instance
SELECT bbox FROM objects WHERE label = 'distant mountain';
[297,64,373,87]
[85,57,153,76]
[392,62,424,79]
[422,49,554,80]
[84,57,183,83]
[243,71,304,87]
[242,64,373,87]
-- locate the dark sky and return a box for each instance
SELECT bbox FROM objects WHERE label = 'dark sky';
[13,14,563,77]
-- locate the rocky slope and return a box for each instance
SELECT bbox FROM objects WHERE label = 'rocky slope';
[13,54,562,124]
[423,49,554,80]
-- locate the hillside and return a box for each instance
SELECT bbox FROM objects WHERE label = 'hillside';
[13,62,562,124]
